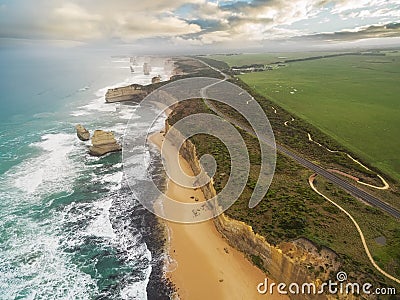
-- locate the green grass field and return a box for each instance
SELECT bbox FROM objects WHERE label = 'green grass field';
[228,53,400,181]
[210,52,341,66]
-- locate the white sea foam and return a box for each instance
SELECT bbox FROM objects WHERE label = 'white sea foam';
[102,171,123,191]
[77,77,136,115]
[123,147,151,182]
[78,86,90,92]
[1,58,175,300]
[112,60,130,63]
[81,97,117,113]
[33,112,55,119]
[71,60,172,118]
[70,110,91,117]
[74,190,153,300]
[85,199,116,239]
[110,123,129,137]
[120,267,151,300]
[102,171,123,184]
[0,208,96,299]
[13,133,76,195]
[0,130,96,297]
[113,205,152,300]
[150,111,167,132]
[119,106,139,120]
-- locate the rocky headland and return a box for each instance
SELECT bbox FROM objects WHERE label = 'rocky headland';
[105,80,165,103]
[105,84,149,103]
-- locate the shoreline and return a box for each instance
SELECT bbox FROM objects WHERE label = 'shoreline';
[149,129,288,300]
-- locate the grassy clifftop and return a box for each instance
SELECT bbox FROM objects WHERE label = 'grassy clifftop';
[167,57,400,293]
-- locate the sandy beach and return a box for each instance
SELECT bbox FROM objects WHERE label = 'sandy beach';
[150,131,288,300]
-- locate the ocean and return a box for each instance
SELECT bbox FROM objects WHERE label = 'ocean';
[0,46,172,299]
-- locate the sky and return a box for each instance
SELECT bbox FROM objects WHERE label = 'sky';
[0,0,399,53]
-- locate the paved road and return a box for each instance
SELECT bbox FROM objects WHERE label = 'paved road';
[197,58,400,220]
[278,144,400,219]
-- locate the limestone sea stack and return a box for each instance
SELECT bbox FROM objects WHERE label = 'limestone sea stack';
[105,84,148,103]
[151,75,161,84]
[89,130,122,156]
[76,124,90,141]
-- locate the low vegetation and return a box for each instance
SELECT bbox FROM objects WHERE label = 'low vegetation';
[166,57,400,293]
[230,52,400,182]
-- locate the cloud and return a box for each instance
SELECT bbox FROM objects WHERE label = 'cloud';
[0,0,202,42]
[301,22,400,41]
[1,0,400,48]
[47,3,103,40]
[56,1,202,41]
[175,0,328,44]
[172,36,204,46]
[330,0,393,14]
[330,0,400,22]
[54,3,101,21]
[200,30,232,44]
[115,15,201,41]
[0,0,328,43]
[347,7,400,20]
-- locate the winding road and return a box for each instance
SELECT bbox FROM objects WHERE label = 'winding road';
[306,132,389,190]
[195,57,400,284]
[309,174,400,284]
[197,58,400,220]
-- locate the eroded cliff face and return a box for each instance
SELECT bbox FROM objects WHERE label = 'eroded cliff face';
[164,119,356,300]
[105,84,148,103]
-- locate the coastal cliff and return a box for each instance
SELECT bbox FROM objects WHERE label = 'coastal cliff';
[164,119,353,300]
[105,84,149,103]
[105,74,165,103]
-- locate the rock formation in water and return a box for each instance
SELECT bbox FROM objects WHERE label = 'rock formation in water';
[89,130,122,156]
[152,75,161,84]
[75,124,90,141]
[105,84,148,103]
[143,62,151,75]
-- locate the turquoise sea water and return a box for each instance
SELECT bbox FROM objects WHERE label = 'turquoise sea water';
[0,47,171,299]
